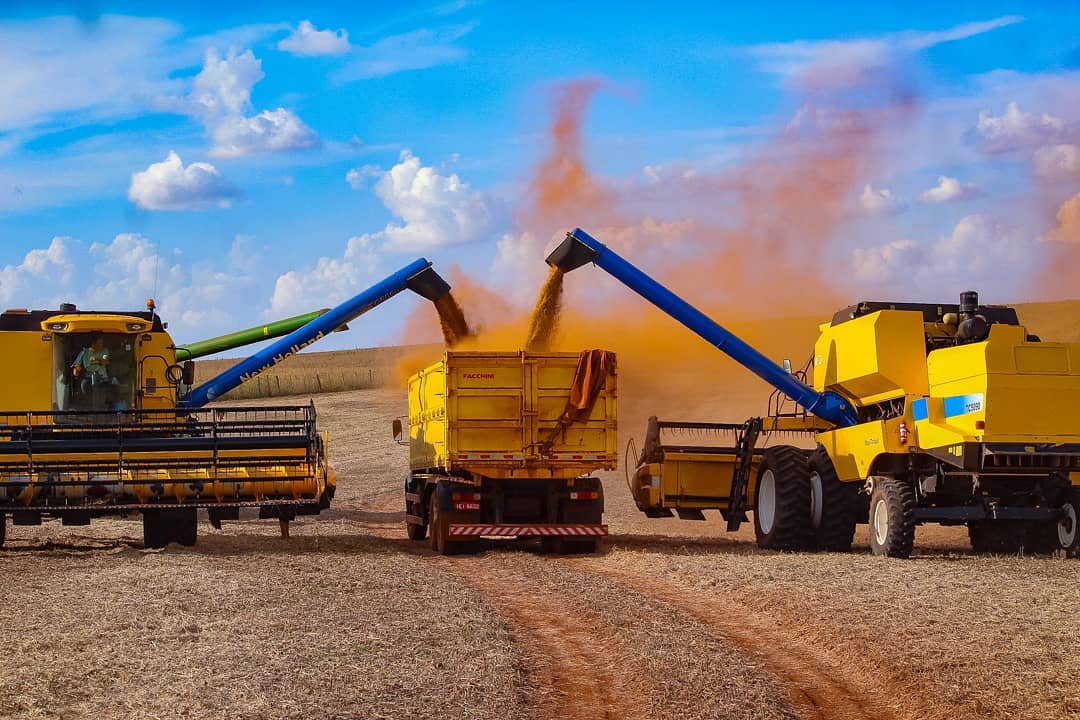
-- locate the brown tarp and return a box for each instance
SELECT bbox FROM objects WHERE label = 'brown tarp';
[542,349,616,449]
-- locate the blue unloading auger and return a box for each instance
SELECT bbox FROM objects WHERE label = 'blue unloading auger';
[184,258,451,407]
[546,228,859,427]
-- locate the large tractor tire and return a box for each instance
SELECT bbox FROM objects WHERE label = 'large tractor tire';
[807,449,859,552]
[868,477,915,558]
[753,446,811,551]
[1028,489,1079,558]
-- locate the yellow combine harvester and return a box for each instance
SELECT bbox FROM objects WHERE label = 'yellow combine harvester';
[395,350,617,554]
[550,228,1080,558]
[0,257,455,548]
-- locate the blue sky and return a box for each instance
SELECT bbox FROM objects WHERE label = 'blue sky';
[1,1,1078,351]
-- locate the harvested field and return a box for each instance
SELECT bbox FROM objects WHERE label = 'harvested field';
[1,386,1077,719]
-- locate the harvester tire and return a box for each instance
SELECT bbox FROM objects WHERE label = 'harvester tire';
[753,446,811,551]
[968,522,1026,555]
[807,449,858,552]
[1028,489,1079,558]
[868,477,915,558]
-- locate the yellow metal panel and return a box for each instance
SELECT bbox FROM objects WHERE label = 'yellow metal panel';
[922,324,1080,443]
[0,332,53,412]
[813,310,929,404]
[818,418,905,482]
[405,351,617,478]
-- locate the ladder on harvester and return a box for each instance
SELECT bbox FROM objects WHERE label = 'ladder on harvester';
[725,417,762,531]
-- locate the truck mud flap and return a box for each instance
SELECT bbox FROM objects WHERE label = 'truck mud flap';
[449,523,608,538]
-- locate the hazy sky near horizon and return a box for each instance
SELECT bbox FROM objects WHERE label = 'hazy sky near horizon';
[0,1,1077,350]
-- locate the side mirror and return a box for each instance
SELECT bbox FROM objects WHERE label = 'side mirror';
[392,418,404,444]
[182,360,195,386]
[782,358,792,374]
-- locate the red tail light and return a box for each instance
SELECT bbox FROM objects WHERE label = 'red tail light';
[569,491,599,500]
[452,492,482,511]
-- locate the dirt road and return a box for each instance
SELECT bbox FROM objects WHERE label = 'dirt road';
[1,388,1076,720]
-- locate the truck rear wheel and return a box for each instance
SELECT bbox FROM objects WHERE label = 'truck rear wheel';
[753,446,811,551]
[407,521,428,541]
[868,477,915,558]
[428,492,461,556]
[807,449,858,552]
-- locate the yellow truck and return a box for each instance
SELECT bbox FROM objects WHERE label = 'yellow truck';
[394,350,617,554]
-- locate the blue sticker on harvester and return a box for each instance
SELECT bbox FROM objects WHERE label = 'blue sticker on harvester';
[943,393,984,418]
[912,398,928,421]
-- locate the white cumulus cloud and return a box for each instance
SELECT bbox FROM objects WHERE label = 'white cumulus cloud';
[852,214,1036,295]
[210,108,319,158]
[170,48,319,158]
[918,175,981,204]
[975,102,1068,154]
[852,239,921,283]
[371,150,505,252]
[859,184,905,215]
[128,151,240,210]
[270,235,379,313]
[0,237,76,306]
[1033,144,1080,180]
[278,20,350,56]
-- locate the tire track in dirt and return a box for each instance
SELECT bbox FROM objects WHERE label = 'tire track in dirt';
[569,557,898,720]
[431,555,654,720]
[353,487,890,720]
[356,496,654,720]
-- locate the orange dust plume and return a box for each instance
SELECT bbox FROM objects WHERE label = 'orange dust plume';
[1039,192,1080,298]
[525,78,616,225]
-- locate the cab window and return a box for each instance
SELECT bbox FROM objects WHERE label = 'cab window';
[54,333,137,412]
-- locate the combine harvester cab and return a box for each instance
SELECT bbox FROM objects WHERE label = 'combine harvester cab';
[397,350,617,555]
[548,228,1080,559]
[0,259,455,549]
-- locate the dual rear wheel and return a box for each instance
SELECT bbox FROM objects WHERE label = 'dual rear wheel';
[753,446,860,553]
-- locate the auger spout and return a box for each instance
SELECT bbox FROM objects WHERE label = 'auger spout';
[184,259,452,408]
[546,228,858,427]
